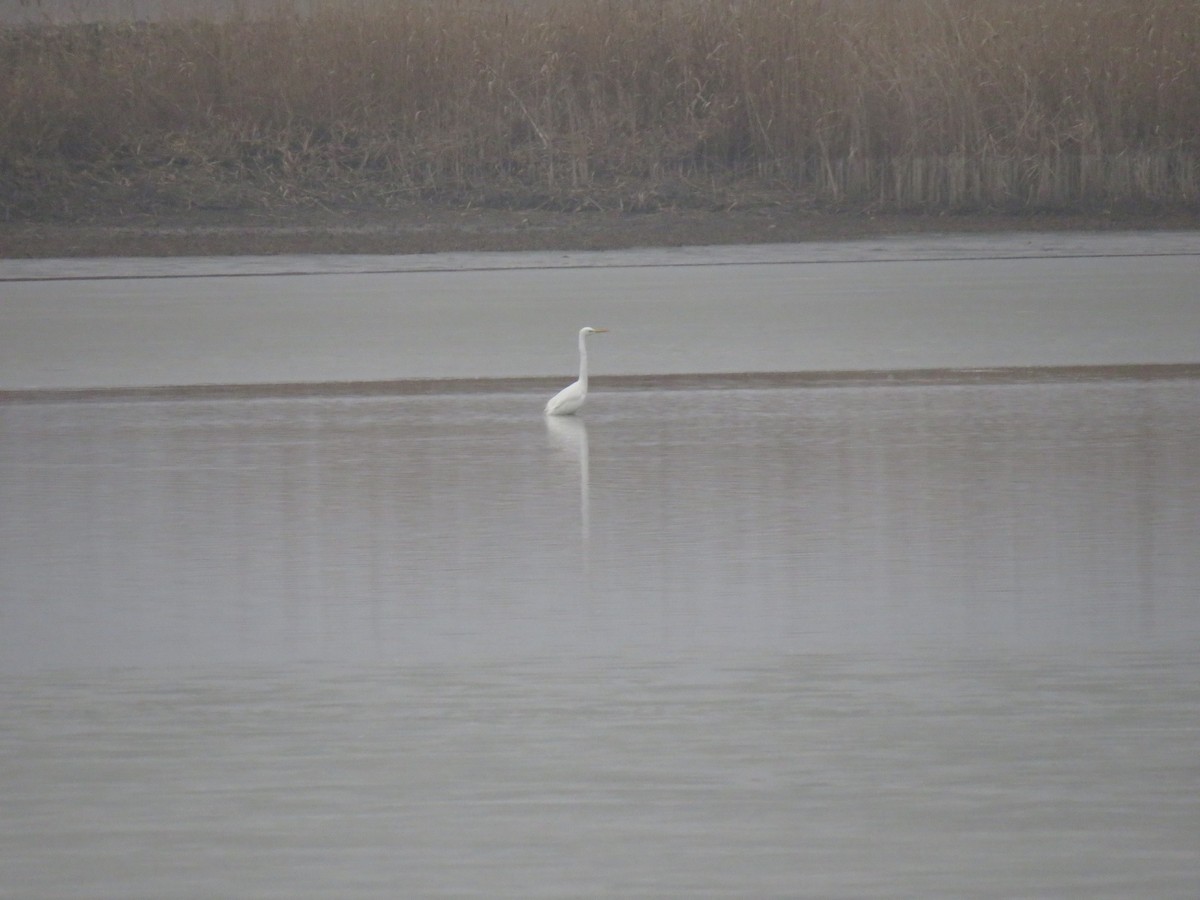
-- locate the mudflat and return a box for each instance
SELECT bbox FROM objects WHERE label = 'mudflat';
[3,204,1198,259]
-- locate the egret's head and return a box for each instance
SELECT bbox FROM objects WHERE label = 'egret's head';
[582,327,609,335]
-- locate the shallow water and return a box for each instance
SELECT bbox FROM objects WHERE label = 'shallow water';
[4,231,1199,389]
[3,233,1199,895]
[2,379,1198,897]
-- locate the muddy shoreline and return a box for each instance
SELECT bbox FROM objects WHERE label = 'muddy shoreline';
[5,363,1199,406]
[3,204,1198,259]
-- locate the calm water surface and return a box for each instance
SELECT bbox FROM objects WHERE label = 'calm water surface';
[2,379,1198,897]
[4,232,1198,389]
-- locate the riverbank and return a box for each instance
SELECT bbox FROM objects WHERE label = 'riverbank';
[4,203,1197,259]
[4,0,1198,258]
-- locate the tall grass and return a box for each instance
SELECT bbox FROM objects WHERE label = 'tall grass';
[2,0,1198,215]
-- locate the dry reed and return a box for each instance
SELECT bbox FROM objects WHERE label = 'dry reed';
[2,0,1198,217]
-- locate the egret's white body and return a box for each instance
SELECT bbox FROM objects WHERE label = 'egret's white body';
[545,326,608,416]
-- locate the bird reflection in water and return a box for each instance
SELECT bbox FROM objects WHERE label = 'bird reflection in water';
[545,414,590,569]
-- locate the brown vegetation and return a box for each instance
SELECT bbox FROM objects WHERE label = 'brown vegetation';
[2,0,1199,223]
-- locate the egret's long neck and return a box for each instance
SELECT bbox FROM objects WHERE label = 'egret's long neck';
[577,330,589,390]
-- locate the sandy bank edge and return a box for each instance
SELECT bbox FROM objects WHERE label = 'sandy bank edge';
[4,364,1198,405]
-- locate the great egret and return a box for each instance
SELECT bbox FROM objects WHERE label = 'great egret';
[544,326,608,416]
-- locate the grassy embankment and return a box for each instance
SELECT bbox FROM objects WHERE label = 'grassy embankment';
[1,0,1198,223]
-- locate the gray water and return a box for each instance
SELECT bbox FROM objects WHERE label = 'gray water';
[3,380,1199,898]
[3,232,1199,389]
[2,234,1199,897]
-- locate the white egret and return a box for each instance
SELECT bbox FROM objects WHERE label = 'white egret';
[544,326,608,416]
